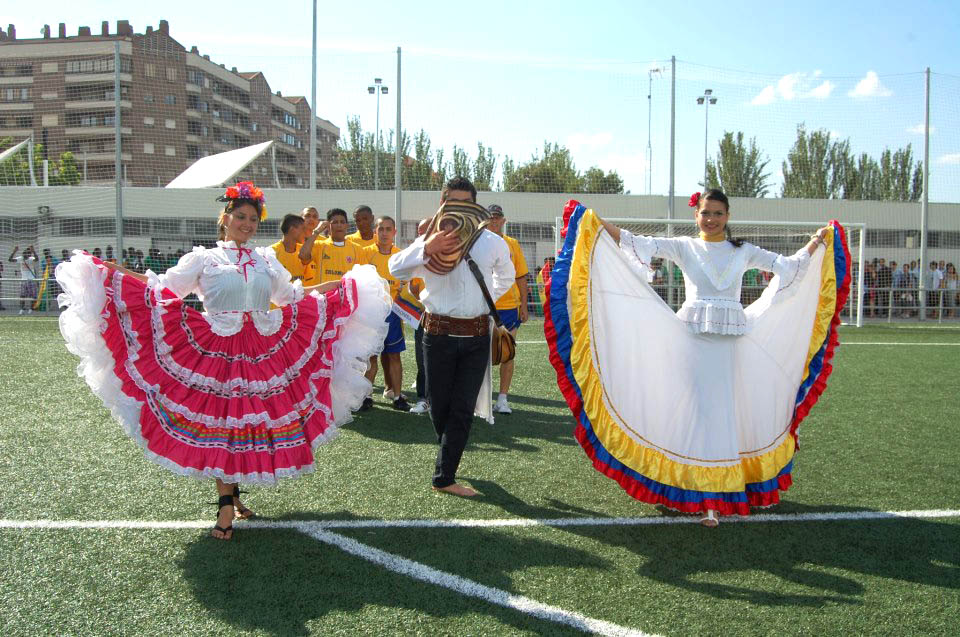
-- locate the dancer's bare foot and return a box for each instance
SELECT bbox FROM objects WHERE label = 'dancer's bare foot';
[232,486,255,520]
[432,483,478,497]
[699,509,719,528]
[211,495,234,541]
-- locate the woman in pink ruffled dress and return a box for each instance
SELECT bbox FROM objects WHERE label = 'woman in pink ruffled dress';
[56,182,390,540]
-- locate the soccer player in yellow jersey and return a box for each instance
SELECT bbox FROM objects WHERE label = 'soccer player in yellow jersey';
[299,208,362,287]
[300,206,323,283]
[269,214,307,283]
[346,205,377,248]
[487,204,529,415]
[360,216,410,411]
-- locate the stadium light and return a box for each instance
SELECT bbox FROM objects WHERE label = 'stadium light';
[367,77,389,190]
[696,88,718,190]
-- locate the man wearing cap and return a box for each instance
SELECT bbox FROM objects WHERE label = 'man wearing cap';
[388,177,514,497]
[486,203,529,415]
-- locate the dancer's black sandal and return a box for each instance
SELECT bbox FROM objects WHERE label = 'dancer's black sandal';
[211,494,234,540]
[233,485,255,520]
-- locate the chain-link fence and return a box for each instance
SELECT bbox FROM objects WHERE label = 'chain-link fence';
[1,24,958,320]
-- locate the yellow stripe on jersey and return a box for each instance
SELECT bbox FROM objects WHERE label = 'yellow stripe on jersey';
[495,234,530,310]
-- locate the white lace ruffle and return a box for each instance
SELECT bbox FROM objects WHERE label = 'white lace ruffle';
[677,298,747,336]
[328,264,392,425]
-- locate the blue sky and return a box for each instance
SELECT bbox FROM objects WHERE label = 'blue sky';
[6,1,960,199]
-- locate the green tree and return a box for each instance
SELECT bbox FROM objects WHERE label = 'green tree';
[705,132,771,197]
[781,125,841,199]
[473,143,497,191]
[782,126,922,202]
[581,166,624,194]
[0,138,80,186]
[502,142,624,194]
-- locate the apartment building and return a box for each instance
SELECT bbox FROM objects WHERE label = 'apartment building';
[0,19,339,187]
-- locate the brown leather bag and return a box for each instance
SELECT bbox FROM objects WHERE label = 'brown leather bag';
[491,323,516,365]
[465,253,517,366]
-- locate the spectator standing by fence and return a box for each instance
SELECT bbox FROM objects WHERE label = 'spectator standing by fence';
[943,264,958,318]
[9,245,38,314]
[925,261,944,318]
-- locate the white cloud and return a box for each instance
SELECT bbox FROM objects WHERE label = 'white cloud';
[566,132,614,151]
[936,153,960,165]
[751,85,776,105]
[751,71,834,105]
[848,71,893,98]
[907,124,936,135]
[809,80,835,99]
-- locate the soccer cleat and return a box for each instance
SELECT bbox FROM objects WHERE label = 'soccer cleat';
[358,396,374,412]
[409,400,429,414]
[392,396,411,411]
[383,388,396,401]
[494,396,512,414]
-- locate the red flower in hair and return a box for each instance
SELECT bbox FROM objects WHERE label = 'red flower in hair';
[225,186,240,199]
[688,191,701,208]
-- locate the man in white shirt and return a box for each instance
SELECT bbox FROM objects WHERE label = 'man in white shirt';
[389,177,514,497]
[9,245,38,314]
[924,260,944,318]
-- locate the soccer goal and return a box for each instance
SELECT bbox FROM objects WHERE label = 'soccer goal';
[555,217,866,327]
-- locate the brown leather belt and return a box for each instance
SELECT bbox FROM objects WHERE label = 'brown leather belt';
[423,312,489,336]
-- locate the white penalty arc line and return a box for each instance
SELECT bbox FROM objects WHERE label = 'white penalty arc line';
[3,508,959,531]
[299,524,654,637]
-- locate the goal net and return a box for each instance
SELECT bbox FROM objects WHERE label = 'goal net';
[555,217,865,326]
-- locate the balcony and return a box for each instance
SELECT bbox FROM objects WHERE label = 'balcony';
[65,126,133,136]
[72,152,133,162]
[65,100,132,109]
[65,73,133,84]
[0,102,32,111]
[0,77,33,85]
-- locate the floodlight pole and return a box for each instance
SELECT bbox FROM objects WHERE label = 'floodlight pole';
[394,47,402,238]
[646,67,662,195]
[309,0,317,190]
[368,78,388,190]
[919,67,931,321]
[696,88,717,189]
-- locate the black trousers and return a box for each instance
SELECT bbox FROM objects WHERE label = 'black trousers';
[415,323,427,400]
[423,332,488,488]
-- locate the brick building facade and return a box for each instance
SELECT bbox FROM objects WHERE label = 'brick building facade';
[0,19,339,187]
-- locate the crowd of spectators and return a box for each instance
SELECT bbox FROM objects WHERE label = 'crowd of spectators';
[857,258,957,319]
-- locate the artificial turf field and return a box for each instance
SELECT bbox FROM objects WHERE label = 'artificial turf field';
[1,317,958,636]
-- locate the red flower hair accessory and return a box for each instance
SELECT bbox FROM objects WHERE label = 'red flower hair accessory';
[688,191,701,208]
[217,181,268,220]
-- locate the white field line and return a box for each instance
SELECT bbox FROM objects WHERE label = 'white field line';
[4,510,958,636]
[3,508,959,531]
[300,524,654,637]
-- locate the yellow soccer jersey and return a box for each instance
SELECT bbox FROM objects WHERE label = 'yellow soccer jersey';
[495,234,530,310]
[360,244,402,298]
[269,241,306,282]
[346,231,377,249]
[306,239,362,285]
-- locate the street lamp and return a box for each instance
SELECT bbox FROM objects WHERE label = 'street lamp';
[646,66,663,195]
[367,77,389,189]
[696,88,717,189]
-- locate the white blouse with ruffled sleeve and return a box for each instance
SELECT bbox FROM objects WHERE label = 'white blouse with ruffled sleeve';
[618,231,811,335]
[146,240,305,337]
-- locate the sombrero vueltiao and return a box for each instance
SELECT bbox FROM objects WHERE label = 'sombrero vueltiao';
[421,201,492,274]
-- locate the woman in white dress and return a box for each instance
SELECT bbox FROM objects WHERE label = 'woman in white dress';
[56,182,390,540]
[545,189,851,526]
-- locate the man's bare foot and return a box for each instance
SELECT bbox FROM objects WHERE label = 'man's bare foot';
[432,483,478,497]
